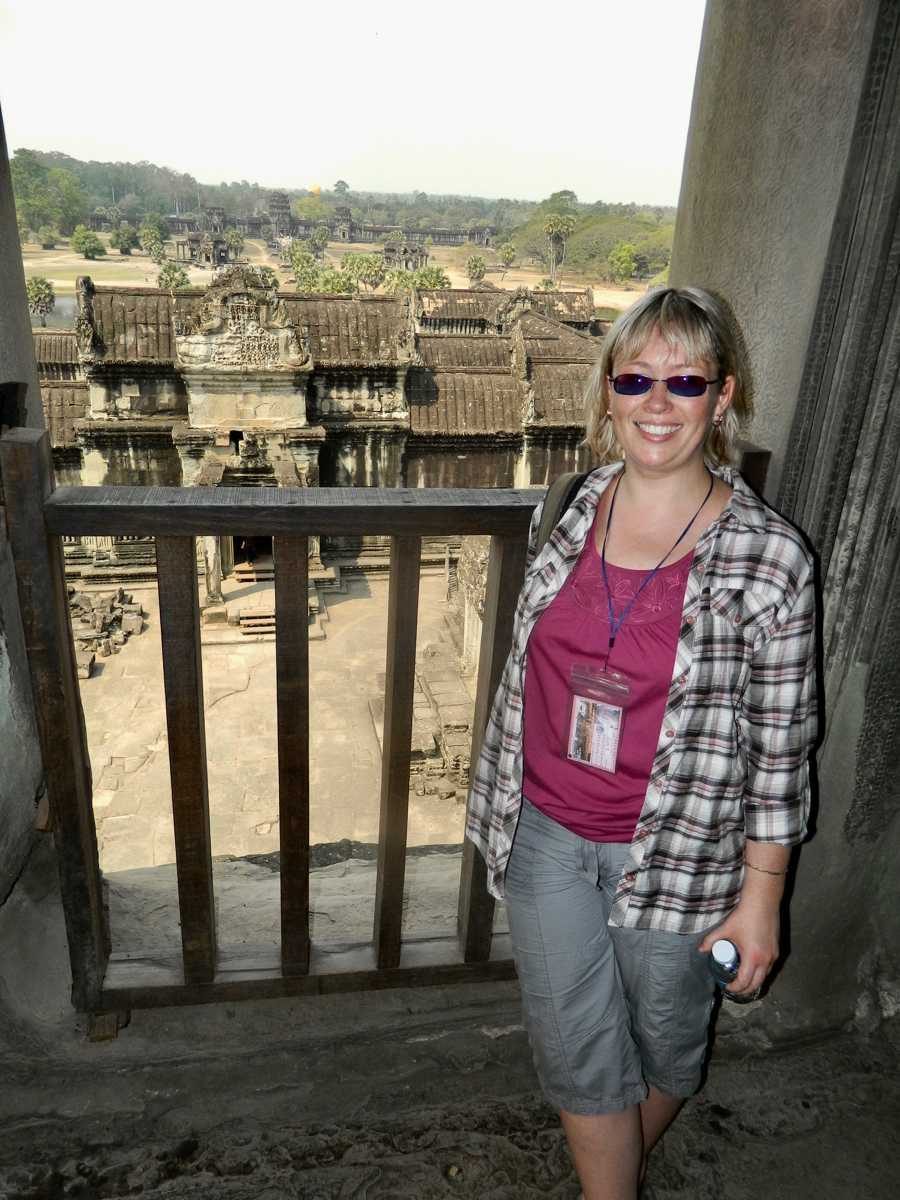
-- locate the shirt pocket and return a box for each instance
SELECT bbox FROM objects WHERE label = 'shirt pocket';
[698,588,769,699]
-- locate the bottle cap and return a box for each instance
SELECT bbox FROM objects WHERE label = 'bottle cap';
[711,939,738,966]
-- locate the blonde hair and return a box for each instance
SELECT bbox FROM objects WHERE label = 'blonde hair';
[584,286,753,466]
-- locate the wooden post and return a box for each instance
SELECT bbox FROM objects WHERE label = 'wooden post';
[155,535,216,985]
[273,535,310,975]
[373,536,422,969]
[457,530,529,962]
[0,428,108,1009]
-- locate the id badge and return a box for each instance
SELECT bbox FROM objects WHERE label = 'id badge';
[565,664,631,774]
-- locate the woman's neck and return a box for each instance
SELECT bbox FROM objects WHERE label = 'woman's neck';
[593,458,729,569]
[615,459,714,511]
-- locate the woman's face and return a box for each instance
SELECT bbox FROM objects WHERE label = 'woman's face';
[607,328,734,477]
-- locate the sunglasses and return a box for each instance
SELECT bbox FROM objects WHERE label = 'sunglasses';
[609,373,721,398]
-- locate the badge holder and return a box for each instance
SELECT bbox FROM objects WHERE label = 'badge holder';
[564,664,631,774]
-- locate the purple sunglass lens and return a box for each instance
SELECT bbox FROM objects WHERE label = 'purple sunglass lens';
[612,374,653,395]
[667,375,708,397]
[611,374,709,397]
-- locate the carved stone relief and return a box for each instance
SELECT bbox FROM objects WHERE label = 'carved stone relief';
[173,267,311,373]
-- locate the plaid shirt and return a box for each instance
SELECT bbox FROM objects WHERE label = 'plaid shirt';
[466,463,818,933]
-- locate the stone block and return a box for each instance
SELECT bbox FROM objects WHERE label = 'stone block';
[76,652,95,680]
[121,613,143,635]
[201,604,228,625]
[440,705,472,730]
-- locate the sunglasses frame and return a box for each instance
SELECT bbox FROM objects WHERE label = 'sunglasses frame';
[607,373,722,398]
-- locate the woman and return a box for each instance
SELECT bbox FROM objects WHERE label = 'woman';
[466,287,817,1199]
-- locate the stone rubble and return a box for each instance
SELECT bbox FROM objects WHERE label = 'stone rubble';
[68,586,144,678]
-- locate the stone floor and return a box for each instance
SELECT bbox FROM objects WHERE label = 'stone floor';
[2,840,898,1200]
[78,570,469,875]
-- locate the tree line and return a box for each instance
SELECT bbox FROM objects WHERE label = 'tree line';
[12,147,677,286]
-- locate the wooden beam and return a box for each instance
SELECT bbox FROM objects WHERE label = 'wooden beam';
[273,535,310,975]
[0,428,108,1010]
[154,535,216,985]
[99,934,516,1010]
[373,536,422,970]
[458,531,529,962]
[43,485,539,539]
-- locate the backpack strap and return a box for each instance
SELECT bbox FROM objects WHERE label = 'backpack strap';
[536,471,589,553]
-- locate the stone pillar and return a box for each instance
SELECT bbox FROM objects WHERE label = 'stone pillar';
[670,0,899,1032]
[0,103,46,896]
[670,0,879,502]
[172,425,215,486]
[284,426,325,566]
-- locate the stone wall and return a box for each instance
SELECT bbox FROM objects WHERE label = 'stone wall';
[670,0,878,501]
[0,106,44,899]
[671,0,899,1033]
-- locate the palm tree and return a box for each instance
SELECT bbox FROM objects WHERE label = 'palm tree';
[26,276,55,327]
[542,214,577,283]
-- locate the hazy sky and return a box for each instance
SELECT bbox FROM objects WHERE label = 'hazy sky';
[0,0,706,204]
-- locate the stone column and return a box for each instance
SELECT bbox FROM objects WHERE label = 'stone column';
[285,426,326,566]
[670,0,899,1032]
[0,103,46,894]
[670,0,880,502]
[172,424,215,486]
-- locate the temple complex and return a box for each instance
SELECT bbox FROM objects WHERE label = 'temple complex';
[381,240,429,271]
[34,267,599,579]
[156,200,495,248]
[175,231,230,267]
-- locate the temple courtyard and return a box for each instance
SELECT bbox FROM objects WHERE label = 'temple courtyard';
[78,567,470,866]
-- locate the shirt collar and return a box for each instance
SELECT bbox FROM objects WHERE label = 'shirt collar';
[713,463,768,532]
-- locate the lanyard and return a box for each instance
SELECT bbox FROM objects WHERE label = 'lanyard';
[601,470,713,650]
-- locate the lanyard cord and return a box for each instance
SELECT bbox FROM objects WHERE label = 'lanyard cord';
[601,469,713,649]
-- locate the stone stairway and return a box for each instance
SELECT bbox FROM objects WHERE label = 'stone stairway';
[235,588,329,641]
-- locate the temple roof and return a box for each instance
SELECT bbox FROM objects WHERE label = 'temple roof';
[279,295,405,366]
[408,369,521,436]
[415,288,508,323]
[32,330,79,370]
[518,311,600,360]
[417,335,511,369]
[88,287,177,362]
[528,363,591,426]
[34,280,598,440]
[527,288,596,325]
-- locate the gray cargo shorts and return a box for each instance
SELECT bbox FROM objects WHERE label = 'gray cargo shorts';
[504,799,718,1115]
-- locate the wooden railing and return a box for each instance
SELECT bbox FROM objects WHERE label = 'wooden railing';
[0,428,537,1019]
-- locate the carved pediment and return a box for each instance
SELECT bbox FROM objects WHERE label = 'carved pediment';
[173,266,312,372]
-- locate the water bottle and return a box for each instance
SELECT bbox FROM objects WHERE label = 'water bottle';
[708,938,740,987]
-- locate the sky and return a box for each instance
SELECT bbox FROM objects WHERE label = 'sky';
[0,0,706,205]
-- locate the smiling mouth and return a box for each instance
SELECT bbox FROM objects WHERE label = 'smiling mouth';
[635,421,683,436]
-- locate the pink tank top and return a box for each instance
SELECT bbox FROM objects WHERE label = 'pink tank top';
[522,536,692,842]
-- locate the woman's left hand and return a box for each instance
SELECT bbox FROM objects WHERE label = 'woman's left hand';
[698,894,781,998]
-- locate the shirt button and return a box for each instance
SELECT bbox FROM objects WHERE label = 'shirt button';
[665,729,675,738]
[623,871,636,883]
[733,616,742,626]
[684,615,695,626]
